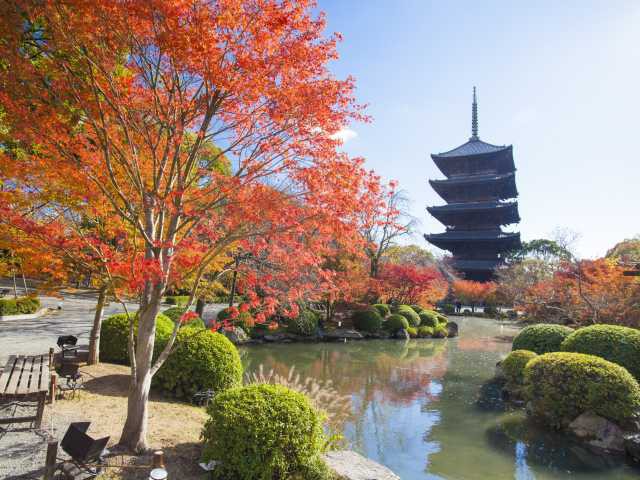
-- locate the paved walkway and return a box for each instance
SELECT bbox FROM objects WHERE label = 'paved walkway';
[0,286,227,365]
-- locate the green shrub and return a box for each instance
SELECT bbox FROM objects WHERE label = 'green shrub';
[384,314,409,333]
[164,295,189,306]
[409,304,424,314]
[512,324,573,354]
[441,303,455,314]
[286,309,320,336]
[352,309,383,332]
[560,324,640,380]
[484,305,499,317]
[396,305,421,327]
[407,327,418,338]
[436,313,448,325]
[0,296,40,316]
[100,312,174,364]
[433,323,448,338]
[418,326,434,338]
[419,310,439,328]
[0,298,17,316]
[502,350,537,385]
[371,304,390,317]
[154,328,242,399]
[202,384,325,480]
[524,352,640,426]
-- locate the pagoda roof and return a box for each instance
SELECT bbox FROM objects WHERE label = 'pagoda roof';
[424,230,521,251]
[428,200,518,214]
[429,171,515,187]
[432,138,510,159]
[428,201,520,228]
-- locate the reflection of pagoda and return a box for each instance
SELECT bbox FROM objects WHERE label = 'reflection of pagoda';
[425,88,521,281]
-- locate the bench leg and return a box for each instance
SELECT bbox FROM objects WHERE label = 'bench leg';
[35,393,45,428]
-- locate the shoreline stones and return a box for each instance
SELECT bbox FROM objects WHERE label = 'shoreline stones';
[323,450,400,480]
[568,412,625,453]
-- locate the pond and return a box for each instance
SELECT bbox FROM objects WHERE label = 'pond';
[241,317,640,480]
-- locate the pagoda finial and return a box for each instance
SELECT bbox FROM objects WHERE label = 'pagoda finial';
[471,86,479,140]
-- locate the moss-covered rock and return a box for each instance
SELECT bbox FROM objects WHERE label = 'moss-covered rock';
[524,352,640,426]
[433,323,448,338]
[560,324,640,380]
[512,324,573,354]
[418,310,440,328]
[406,326,418,338]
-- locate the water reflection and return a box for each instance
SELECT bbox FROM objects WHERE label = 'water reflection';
[241,317,640,479]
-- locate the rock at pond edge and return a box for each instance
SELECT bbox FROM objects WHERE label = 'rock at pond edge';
[323,450,400,480]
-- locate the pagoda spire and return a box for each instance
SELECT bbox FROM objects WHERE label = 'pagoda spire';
[471,86,479,140]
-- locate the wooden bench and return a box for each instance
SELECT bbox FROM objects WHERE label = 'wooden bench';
[0,353,52,428]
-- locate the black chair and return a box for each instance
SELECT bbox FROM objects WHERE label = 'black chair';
[59,422,110,477]
[57,363,84,399]
[192,389,215,406]
[57,335,80,360]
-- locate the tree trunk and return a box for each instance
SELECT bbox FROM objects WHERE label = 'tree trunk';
[119,286,162,452]
[88,286,107,365]
[196,297,205,318]
[228,269,238,307]
[21,268,28,295]
[12,272,17,298]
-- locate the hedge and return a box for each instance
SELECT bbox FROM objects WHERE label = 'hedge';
[164,295,190,306]
[409,305,424,314]
[396,305,421,327]
[511,324,573,354]
[433,323,448,338]
[99,312,174,364]
[372,304,390,317]
[407,327,418,338]
[202,384,325,480]
[384,314,409,333]
[502,350,537,386]
[352,309,383,332]
[153,328,242,399]
[419,310,439,328]
[0,296,41,316]
[560,324,640,380]
[418,326,434,338]
[524,352,640,426]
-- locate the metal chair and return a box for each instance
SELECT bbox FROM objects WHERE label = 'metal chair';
[58,422,109,478]
[192,389,215,406]
[56,363,84,399]
[57,335,80,360]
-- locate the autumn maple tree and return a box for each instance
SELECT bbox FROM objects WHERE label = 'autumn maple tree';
[451,280,497,311]
[376,263,445,306]
[0,0,377,451]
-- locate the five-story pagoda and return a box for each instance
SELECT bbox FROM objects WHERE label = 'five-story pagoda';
[425,88,521,281]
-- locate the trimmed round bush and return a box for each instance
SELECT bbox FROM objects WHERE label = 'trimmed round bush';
[512,324,573,354]
[436,313,448,325]
[419,310,439,328]
[524,352,640,425]
[352,308,383,332]
[396,305,421,327]
[407,327,418,338]
[384,314,410,333]
[410,305,424,314]
[154,328,242,399]
[502,350,537,385]
[100,312,174,364]
[372,304,390,317]
[286,309,320,336]
[418,326,434,338]
[561,324,640,380]
[433,323,448,338]
[202,384,325,480]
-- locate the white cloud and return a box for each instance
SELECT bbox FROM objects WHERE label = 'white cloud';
[329,127,358,143]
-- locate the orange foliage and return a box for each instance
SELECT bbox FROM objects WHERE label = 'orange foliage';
[451,280,497,306]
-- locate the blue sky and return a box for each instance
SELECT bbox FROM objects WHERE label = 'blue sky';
[320,0,640,259]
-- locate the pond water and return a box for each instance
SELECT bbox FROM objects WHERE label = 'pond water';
[240,317,640,480]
